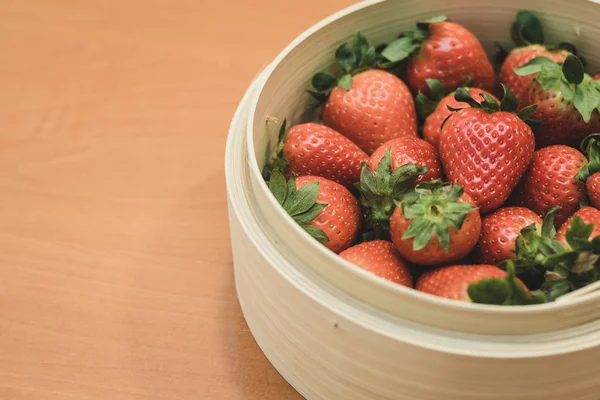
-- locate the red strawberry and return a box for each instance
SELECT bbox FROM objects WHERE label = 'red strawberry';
[416,263,535,304]
[418,84,498,150]
[321,69,418,155]
[499,45,568,108]
[511,145,587,228]
[586,173,600,209]
[594,74,600,80]
[574,134,600,209]
[514,54,600,148]
[266,171,361,253]
[339,240,413,287]
[439,85,536,213]
[367,136,442,184]
[390,182,481,266]
[380,16,494,96]
[262,121,368,188]
[555,207,600,245]
[498,11,569,108]
[476,207,543,265]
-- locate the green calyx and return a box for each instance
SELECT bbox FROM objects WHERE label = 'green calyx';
[576,134,600,182]
[514,53,600,123]
[267,169,330,245]
[399,181,477,252]
[415,78,448,120]
[511,10,545,47]
[309,32,393,104]
[501,207,600,301]
[262,119,289,181]
[357,149,428,240]
[468,261,547,305]
[381,15,447,64]
[441,83,538,129]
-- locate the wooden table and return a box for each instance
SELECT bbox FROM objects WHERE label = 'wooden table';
[0,0,355,398]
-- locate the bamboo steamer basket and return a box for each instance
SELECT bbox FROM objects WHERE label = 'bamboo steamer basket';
[225,0,600,398]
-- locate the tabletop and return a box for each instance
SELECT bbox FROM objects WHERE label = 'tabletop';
[0,0,356,398]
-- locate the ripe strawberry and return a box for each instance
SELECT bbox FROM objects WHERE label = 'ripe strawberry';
[415,81,498,150]
[555,207,600,245]
[511,145,587,228]
[416,263,537,304]
[262,121,368,188]
[310,33,418,155]
[476,207,543,265]
[266,171,361,253]
[514,54,600,148]
[575,134,600,209]
[498,11,569,108]
[339,240,413,287]
[439,85,536,213]
[594,74,600,80]
[320,69,417,155]
[367,136,442,184]
[390,181,481,266]
[586,173,600,209]
[380,16,495,96]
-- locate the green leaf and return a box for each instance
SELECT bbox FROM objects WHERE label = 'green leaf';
[536,63,563,91]
[303,225,330,244]
[542,206,560,238]
[540,278,571,301]
[361,47,376,67]
[381,37,420,63]
[454,87,481,108]
[312,72,338,92]
[434,222,450,251]
[358,162,378,195]
[513,56,556,77]
[286,181,320,216]
[426,78,446,100]
[517,104,538,120]
[375,149,393,193]
[565,216,594,251]
[268,169,288,205]
[294,203,327,225]
[573,82,600,123]
[336,42,357,73]
[511,10,544,46]
[480,93,501,113]
[562,53,585,85]
[338,74,352,91]
[500,83,518,113]
[415,91,439,120]
[416,15,447,30]
[353,32,369,67]
[468,262,547,305]
[307,90,328,102]
[403,217,434,250]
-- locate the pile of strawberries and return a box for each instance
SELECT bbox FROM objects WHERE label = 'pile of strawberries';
[262,11,600,305]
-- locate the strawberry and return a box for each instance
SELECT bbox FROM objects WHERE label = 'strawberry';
[514,54,600,148]
[439,85,536,213]
[380,16,495,96]
[594,74,600,80]
[262,121,368,188]
[367,136,442,184]
[266,171,361,253]
[356,149,428,239]
[414,80,499,150]
[511,145,587,228]
[389,181,481,266]
[476,207,543,265]
[416,263,539,305]
[575,134,600,209]
[310,33,417,155]
[501,206,600,301]
[339,240,413,287]
[498,11,570,108]
[555,207,600,245]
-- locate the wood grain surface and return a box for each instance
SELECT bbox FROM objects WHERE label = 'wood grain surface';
[0,0,355,398]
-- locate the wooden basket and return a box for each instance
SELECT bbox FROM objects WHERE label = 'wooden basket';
[226,0,600,398]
